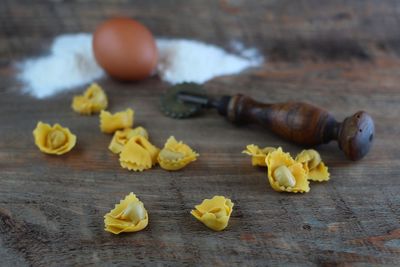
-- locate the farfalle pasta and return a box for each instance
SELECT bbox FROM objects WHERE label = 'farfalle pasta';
[296,149,330,182]
[191,196,234,231]
[72,83,108,115]
[100,108,134,134]
[157,136,199,171]
[104,192,148,234]
[119,136,159,171]
[266,147,310,193]
[109,127,149,154]
[242,144,276,167]
[33,121,76,155]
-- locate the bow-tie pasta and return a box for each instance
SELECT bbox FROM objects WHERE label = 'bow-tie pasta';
[158,136,199,171]
[242,144,276,167]
[104,192,148,234]
[100,108,134,134]
[296,149,330,182]
[266,147,309,193]
[33,121,76,155]
[191,196,234,231]
[72,83,108,115]
[109,127,149,154]
[119,136,159,171]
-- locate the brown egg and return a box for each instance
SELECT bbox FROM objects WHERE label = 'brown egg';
[93,18,158,81]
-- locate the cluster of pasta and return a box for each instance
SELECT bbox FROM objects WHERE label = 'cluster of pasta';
[105,193,234,234]
[243,145,330,193]
[87,83,199,171]
[34,83,228,234]
[32,83,199,173]
[103,114,199,172]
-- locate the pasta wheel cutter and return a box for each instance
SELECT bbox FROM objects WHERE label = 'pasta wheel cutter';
[160,83,375,160]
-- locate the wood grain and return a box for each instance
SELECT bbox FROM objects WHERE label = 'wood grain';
[1,0,400,266]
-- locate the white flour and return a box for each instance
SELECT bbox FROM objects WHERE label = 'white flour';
[18,33,263,98]
[156,39,263,84]
[18,34,104,98]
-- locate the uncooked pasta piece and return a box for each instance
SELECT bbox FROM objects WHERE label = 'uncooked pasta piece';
[71,83,108,115]
[157,136,199,171]
[108,127,149,154]
[119,136,159,171]
[296,149,330,182]
[191,196,234,231]
[266,147,309,193]
[32,121,76,155]
[242,144,276,167]
[104,192,148,234]
[100,108,134,134]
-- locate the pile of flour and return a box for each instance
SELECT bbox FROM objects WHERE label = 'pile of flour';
[156,38,263,84]
[18,33,263,98]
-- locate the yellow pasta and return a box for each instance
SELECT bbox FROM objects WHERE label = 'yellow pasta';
[157,136,199,171]
[71,83,108,115]
[100,108,134,134]
[242,144,276,167]
[191,196,234,231]
[119,136,159,171]
[104,192,148,234]
[33,121,76,155]
[108,127,149,154]
[266,147,309,193]
[296,149,330,182]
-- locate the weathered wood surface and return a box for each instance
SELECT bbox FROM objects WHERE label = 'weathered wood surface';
[1,0,400,266]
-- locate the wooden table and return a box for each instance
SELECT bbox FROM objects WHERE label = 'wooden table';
[1,1,400,266]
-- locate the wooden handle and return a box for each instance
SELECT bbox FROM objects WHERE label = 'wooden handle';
[224,94,374,160]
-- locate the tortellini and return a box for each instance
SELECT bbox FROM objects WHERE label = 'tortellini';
[157,136,199,171]
[104,192,148,234]
[33,121,76,155]
[191,196,234,231]
[266,147,310,193]
[100,108,134,134]
[296,149,330,182]
[108,127,149,154]
[242,144,276,167]
[243,144,330,193]
[119,136,159,171]
[72,83,108,115]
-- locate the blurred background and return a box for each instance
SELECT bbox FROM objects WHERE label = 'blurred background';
[1,0,399,62]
